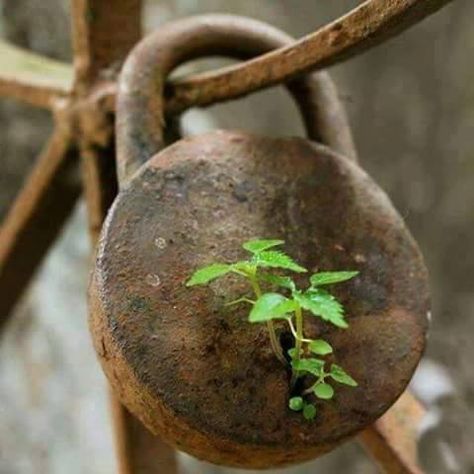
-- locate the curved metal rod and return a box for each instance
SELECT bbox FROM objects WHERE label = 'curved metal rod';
[117,14,357,183]
[165,0,454,113]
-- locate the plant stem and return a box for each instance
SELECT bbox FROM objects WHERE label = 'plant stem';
[249,274,286,365]
[287,319,312,343]
[291,303,304,386]
[225,297,256,306]
[294,304,304,361]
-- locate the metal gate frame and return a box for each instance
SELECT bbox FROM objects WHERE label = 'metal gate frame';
[0,1,453,472]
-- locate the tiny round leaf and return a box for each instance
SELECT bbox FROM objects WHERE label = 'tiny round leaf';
[309,339,333,355]
[314,383,334,400]
[303,403,317,421]
[288,396,304,411]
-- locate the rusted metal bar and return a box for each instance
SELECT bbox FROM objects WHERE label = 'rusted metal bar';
[71,0,142,91]
[70,1,177,473]
[109,394,178,474]
[0,126,80,327]
[0,40,72,109]
[360,391,425,474]
[165,0,454,113]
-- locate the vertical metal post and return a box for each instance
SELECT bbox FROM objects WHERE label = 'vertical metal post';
[70,1,177,472]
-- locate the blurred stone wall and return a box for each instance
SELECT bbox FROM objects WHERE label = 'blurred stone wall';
[1,1,473,473]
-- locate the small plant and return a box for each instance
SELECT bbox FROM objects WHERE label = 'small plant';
[186,239,359,421]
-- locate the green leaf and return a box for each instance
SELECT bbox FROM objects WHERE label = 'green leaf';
[253,251,307,273]
[248,293,295,323]
[287,347,300,359]
[273,299,298,315]
[258,273,296,291]
[308,339,333,356]
[295,290,348,328]
[231,261,255,275]
[303,403,317,421]
[330,364,358,387]
[288,396,304,411]
[291,357,325,376]
[186,263,231,286]
[243,239,284,253]
[314,383,334,400]
[310,271,359,286]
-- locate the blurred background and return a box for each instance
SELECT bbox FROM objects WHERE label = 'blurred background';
[0,1,472,473]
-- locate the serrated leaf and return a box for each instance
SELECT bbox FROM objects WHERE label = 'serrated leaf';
[258,273,296,291]
[248,293,294,323]
[274,299,298,315]
[242,239,285,253]
[330,364,358,387]
[186,263,231,286]
[291,357,325,376]
[314,383,334,400]
[288,396,304,411]
[308,339,333,355]
[253,250,307,273]
[310,271,359,286]
[232,261,255,275]
[303,403,316,421]
[295,290,348,328]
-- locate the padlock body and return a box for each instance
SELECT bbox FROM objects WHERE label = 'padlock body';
[89,130,428,468]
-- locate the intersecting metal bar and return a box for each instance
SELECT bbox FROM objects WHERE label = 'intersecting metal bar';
[166,0,454,113]
[0,126,80,328]
[70,1,178,473]
[0,40,73,109]
[360,391,425,474]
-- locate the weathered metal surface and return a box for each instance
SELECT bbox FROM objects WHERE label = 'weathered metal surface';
[0,126,80,326]
[108,14,361,469]
[90,130,429,468]
[165,0,454,113]
[361,391,425,473]
[115,14,357,184]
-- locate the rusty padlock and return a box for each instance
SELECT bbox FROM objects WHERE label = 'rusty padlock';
[89,14,429,469]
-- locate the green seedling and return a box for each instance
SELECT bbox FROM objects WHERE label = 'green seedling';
[186,239,359,421]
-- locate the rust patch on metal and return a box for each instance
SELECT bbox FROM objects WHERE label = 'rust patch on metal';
[89,131,429,468]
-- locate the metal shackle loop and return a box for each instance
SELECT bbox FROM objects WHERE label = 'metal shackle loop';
[116,14,357,185]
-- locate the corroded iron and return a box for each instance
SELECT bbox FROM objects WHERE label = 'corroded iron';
[114,14,357,184]
[89,15,429,469]
[165,0,454,114]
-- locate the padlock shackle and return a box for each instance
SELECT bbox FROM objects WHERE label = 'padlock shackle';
[116,14,357,185]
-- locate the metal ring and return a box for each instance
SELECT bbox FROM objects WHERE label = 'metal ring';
[116,14,357,185]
